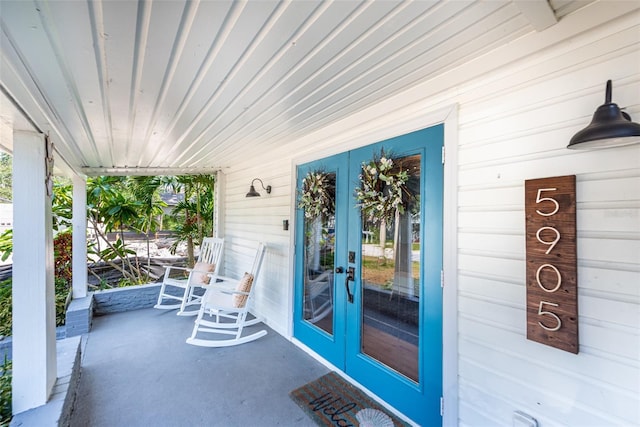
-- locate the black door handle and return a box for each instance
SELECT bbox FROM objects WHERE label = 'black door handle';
[335,266,344,274]
[345,267,355,303]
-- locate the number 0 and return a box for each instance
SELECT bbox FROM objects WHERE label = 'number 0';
[536,263,562,293]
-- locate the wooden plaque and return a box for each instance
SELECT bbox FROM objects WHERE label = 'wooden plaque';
[525,175,578,354]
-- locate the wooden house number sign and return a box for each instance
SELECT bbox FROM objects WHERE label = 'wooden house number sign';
[525,175,578,354]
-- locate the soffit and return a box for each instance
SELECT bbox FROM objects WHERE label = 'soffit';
[0,0,595,176]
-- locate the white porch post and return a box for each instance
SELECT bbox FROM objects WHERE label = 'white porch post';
[11,131,56,414]
[72,174,87,298]
[214,170,225,238]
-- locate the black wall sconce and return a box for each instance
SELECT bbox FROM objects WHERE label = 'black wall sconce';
[246,178,272,197]
[568,80,640,149]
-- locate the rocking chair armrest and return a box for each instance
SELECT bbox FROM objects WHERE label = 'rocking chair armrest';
[164,265,215,274]
[189,267,216,275]
[196,275,226,289]
[206,282,238,294]
[164,266,189,273]
[217,288,249,296]
[209,274,237,282]
[208,275,242,287]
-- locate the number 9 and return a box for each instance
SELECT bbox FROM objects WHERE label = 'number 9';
[536,226,560,254]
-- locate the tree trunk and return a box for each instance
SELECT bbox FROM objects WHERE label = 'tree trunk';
[379,219,387,263]
[187,236,195,267]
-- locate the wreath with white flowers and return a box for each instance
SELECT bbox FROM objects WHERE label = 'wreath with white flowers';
[298,170,335,221]
[355,149,410,224]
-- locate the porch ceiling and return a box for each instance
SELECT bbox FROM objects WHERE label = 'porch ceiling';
[0,0,591,176]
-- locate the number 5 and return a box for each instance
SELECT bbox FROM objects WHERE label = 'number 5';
[536,188,559,216]
[538,301,562,332]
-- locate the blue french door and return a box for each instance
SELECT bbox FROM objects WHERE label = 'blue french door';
[294,125,444,426]
[294,152,349,368]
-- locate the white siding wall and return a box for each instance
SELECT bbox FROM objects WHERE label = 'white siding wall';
[222,159,294,336]
[222,3,639,426]
[454,28,639,427]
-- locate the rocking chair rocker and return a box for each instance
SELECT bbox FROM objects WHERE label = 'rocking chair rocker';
[186,242,267,347]
[154,237,224,316]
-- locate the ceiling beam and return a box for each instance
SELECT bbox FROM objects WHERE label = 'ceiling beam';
[80,166,223,176]
[513,0,558,31]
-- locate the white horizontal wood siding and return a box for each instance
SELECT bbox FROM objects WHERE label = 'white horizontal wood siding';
[221,159,293,336]
[221,3,639,426]
[454,15,639,427]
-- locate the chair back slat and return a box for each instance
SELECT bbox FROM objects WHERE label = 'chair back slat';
[198,237,224,268]
[248,243,267,282]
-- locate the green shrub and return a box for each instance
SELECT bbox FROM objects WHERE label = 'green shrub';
[0,357,11,426]
[0,278,68,334]
[0,230,11,263]
[0,280,10,338]
[53,231,73,285]
[55,278,70,327]
[53,231,73,326]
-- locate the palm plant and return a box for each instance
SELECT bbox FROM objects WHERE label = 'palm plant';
[167,175,215,266]
[104,192,142,276]
[2,173,215,289]
[0,230,11,263]
[86,176,150,285]
[104,193,140,244]
[52,179,73,231]
[0,152,11,202]
[87,176,122,256]
[169,199,199,265]
[128,176,167,269]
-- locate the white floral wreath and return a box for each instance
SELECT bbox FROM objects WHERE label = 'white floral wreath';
[355,150,409,224]
[298,170,335,220]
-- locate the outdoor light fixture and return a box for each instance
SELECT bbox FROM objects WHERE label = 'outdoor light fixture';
[567,80,640,149]
[246,178,272,197]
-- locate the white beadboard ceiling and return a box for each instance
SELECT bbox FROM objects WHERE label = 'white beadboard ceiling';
[0,0,593,176]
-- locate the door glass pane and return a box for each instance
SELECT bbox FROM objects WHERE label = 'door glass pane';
[302,173,336,335]
[360,154,421,382]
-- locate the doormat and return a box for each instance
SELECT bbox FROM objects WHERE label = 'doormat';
[289,372,411,427]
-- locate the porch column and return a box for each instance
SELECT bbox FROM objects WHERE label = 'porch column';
[393,212,414,297]
[72,174,87,298]
[12,130,56,414]
[214,170,225,238]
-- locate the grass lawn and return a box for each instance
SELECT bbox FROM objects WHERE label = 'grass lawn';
[361,256,419,288]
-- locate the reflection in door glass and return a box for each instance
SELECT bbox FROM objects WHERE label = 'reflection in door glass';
[360,154,421,382]
[302,172,336,335]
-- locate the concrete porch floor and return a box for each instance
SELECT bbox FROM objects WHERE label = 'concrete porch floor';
[69,308,329,426]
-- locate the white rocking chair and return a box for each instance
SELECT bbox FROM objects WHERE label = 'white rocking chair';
[304,270,333,324]
[154,237,224,316]
[186,242,267,347]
